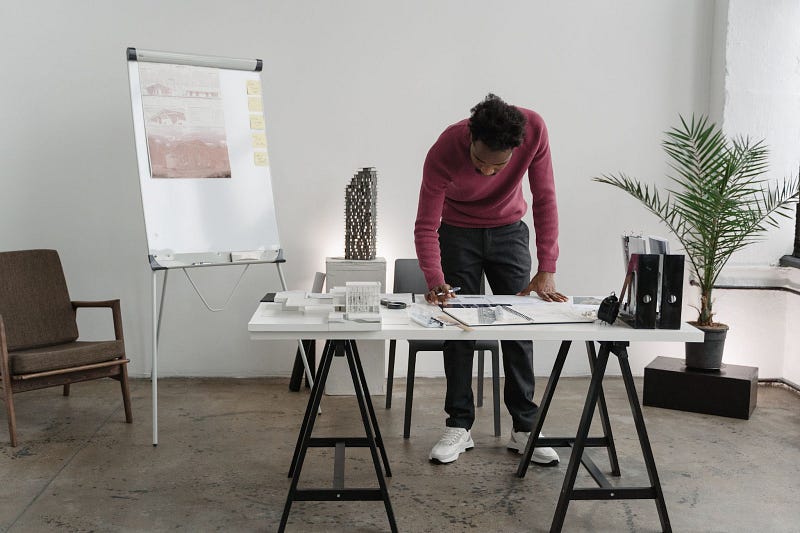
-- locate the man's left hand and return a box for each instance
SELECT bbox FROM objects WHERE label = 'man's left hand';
[517,271,568,302]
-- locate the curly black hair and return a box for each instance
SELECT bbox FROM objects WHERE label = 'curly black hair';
[468,94,526,151]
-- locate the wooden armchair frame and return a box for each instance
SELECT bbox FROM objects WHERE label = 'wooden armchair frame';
[0,299,132,447]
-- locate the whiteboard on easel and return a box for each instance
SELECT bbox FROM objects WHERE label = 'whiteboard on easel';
[127,48,281,269]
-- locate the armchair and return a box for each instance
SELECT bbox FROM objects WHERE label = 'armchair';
[0,249,132,446]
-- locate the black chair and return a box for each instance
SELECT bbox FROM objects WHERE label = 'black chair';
[385,259,501,438]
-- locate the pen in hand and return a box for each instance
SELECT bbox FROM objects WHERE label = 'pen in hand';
[436,286,461,296]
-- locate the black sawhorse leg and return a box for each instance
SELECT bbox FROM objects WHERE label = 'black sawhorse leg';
[585,341,621,476]
[518,341,671,533]
[280,340,397,533]
[516,341,620,479]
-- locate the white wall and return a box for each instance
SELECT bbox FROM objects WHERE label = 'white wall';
[715,290,788,377]
[721,0,800,264]
[0,1,726,379]
[697,1,800,385]
[710,265,800,383]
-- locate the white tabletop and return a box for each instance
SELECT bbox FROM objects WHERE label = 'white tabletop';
[248,303,704,343]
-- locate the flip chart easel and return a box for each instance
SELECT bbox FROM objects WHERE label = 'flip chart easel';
[126,47,313,445]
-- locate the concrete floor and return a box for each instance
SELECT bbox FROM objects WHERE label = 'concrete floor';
[0,376,798,532]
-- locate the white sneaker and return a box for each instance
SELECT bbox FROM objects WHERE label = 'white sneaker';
[507,430,559,465]
[429,427,474,464]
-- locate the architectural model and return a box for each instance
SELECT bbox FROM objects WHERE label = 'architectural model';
[344,281,381,316]
[344,167,378,260]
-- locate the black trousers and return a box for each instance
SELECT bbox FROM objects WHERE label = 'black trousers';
[439,221,537,432]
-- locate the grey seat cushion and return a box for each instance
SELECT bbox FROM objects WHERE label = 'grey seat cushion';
[8,340,125,375]
[408,339,498,352]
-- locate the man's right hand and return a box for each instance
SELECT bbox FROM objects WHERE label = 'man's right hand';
[425,284,457,305]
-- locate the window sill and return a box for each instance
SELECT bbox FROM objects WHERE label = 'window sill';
[779,255,800,269]
[715,265,800,295]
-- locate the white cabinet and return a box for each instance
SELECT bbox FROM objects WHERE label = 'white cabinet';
[324,257,386,395]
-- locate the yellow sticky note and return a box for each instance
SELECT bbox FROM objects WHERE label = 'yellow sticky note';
[246,79,262,95]
[249,114,265,130]
[254,151,269,166]
[248,97,263,112]
[251,133,267,148]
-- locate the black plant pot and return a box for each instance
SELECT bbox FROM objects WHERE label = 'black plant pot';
[685,323,729,370]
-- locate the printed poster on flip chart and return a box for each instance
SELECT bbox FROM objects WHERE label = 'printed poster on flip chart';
[138,63,232,179]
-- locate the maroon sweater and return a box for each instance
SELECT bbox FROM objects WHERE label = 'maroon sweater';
[413,108,559,289]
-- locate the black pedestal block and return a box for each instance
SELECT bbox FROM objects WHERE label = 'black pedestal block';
[643,356,757,419]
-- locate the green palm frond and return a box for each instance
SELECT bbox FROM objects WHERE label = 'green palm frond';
[593,115,800,326]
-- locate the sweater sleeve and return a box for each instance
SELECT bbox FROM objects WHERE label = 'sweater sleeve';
[413,144,450,289]
[527,117,559,273]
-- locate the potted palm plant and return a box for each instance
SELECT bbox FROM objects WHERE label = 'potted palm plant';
[594,115,799,370]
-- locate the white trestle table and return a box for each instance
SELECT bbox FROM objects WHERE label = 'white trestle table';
[248,302,703,533]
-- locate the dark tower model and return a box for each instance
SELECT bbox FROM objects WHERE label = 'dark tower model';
[344,167,378,260]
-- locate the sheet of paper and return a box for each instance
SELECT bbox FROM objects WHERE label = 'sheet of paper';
[409,304,446,328]
[447,295,493,305]
[442,306,533,326]
[506,304,596,324]
[138,62,231,179]
[447,294,604,306]
[486,295,541,305]
[253,151,268,166]
[441,299,597,326]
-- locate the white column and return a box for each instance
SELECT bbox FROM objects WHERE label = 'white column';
[324,257,387,395]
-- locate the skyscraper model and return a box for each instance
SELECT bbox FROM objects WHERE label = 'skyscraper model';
[344,167,378,260]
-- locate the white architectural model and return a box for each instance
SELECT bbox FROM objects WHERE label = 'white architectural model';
[264,284,383,331]
[345,281,381,316]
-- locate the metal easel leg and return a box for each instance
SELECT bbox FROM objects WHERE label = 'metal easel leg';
[151,269,168,447]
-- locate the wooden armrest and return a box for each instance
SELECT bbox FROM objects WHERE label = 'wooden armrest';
[72,300,119,309]
[72,300,124,341]
[0,315,10,378]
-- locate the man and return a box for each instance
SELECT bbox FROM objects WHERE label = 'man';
[414,93,567,465]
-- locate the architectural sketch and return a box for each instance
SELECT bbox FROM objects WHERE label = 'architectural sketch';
[138,63,231,179]
[344,167,378,260]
